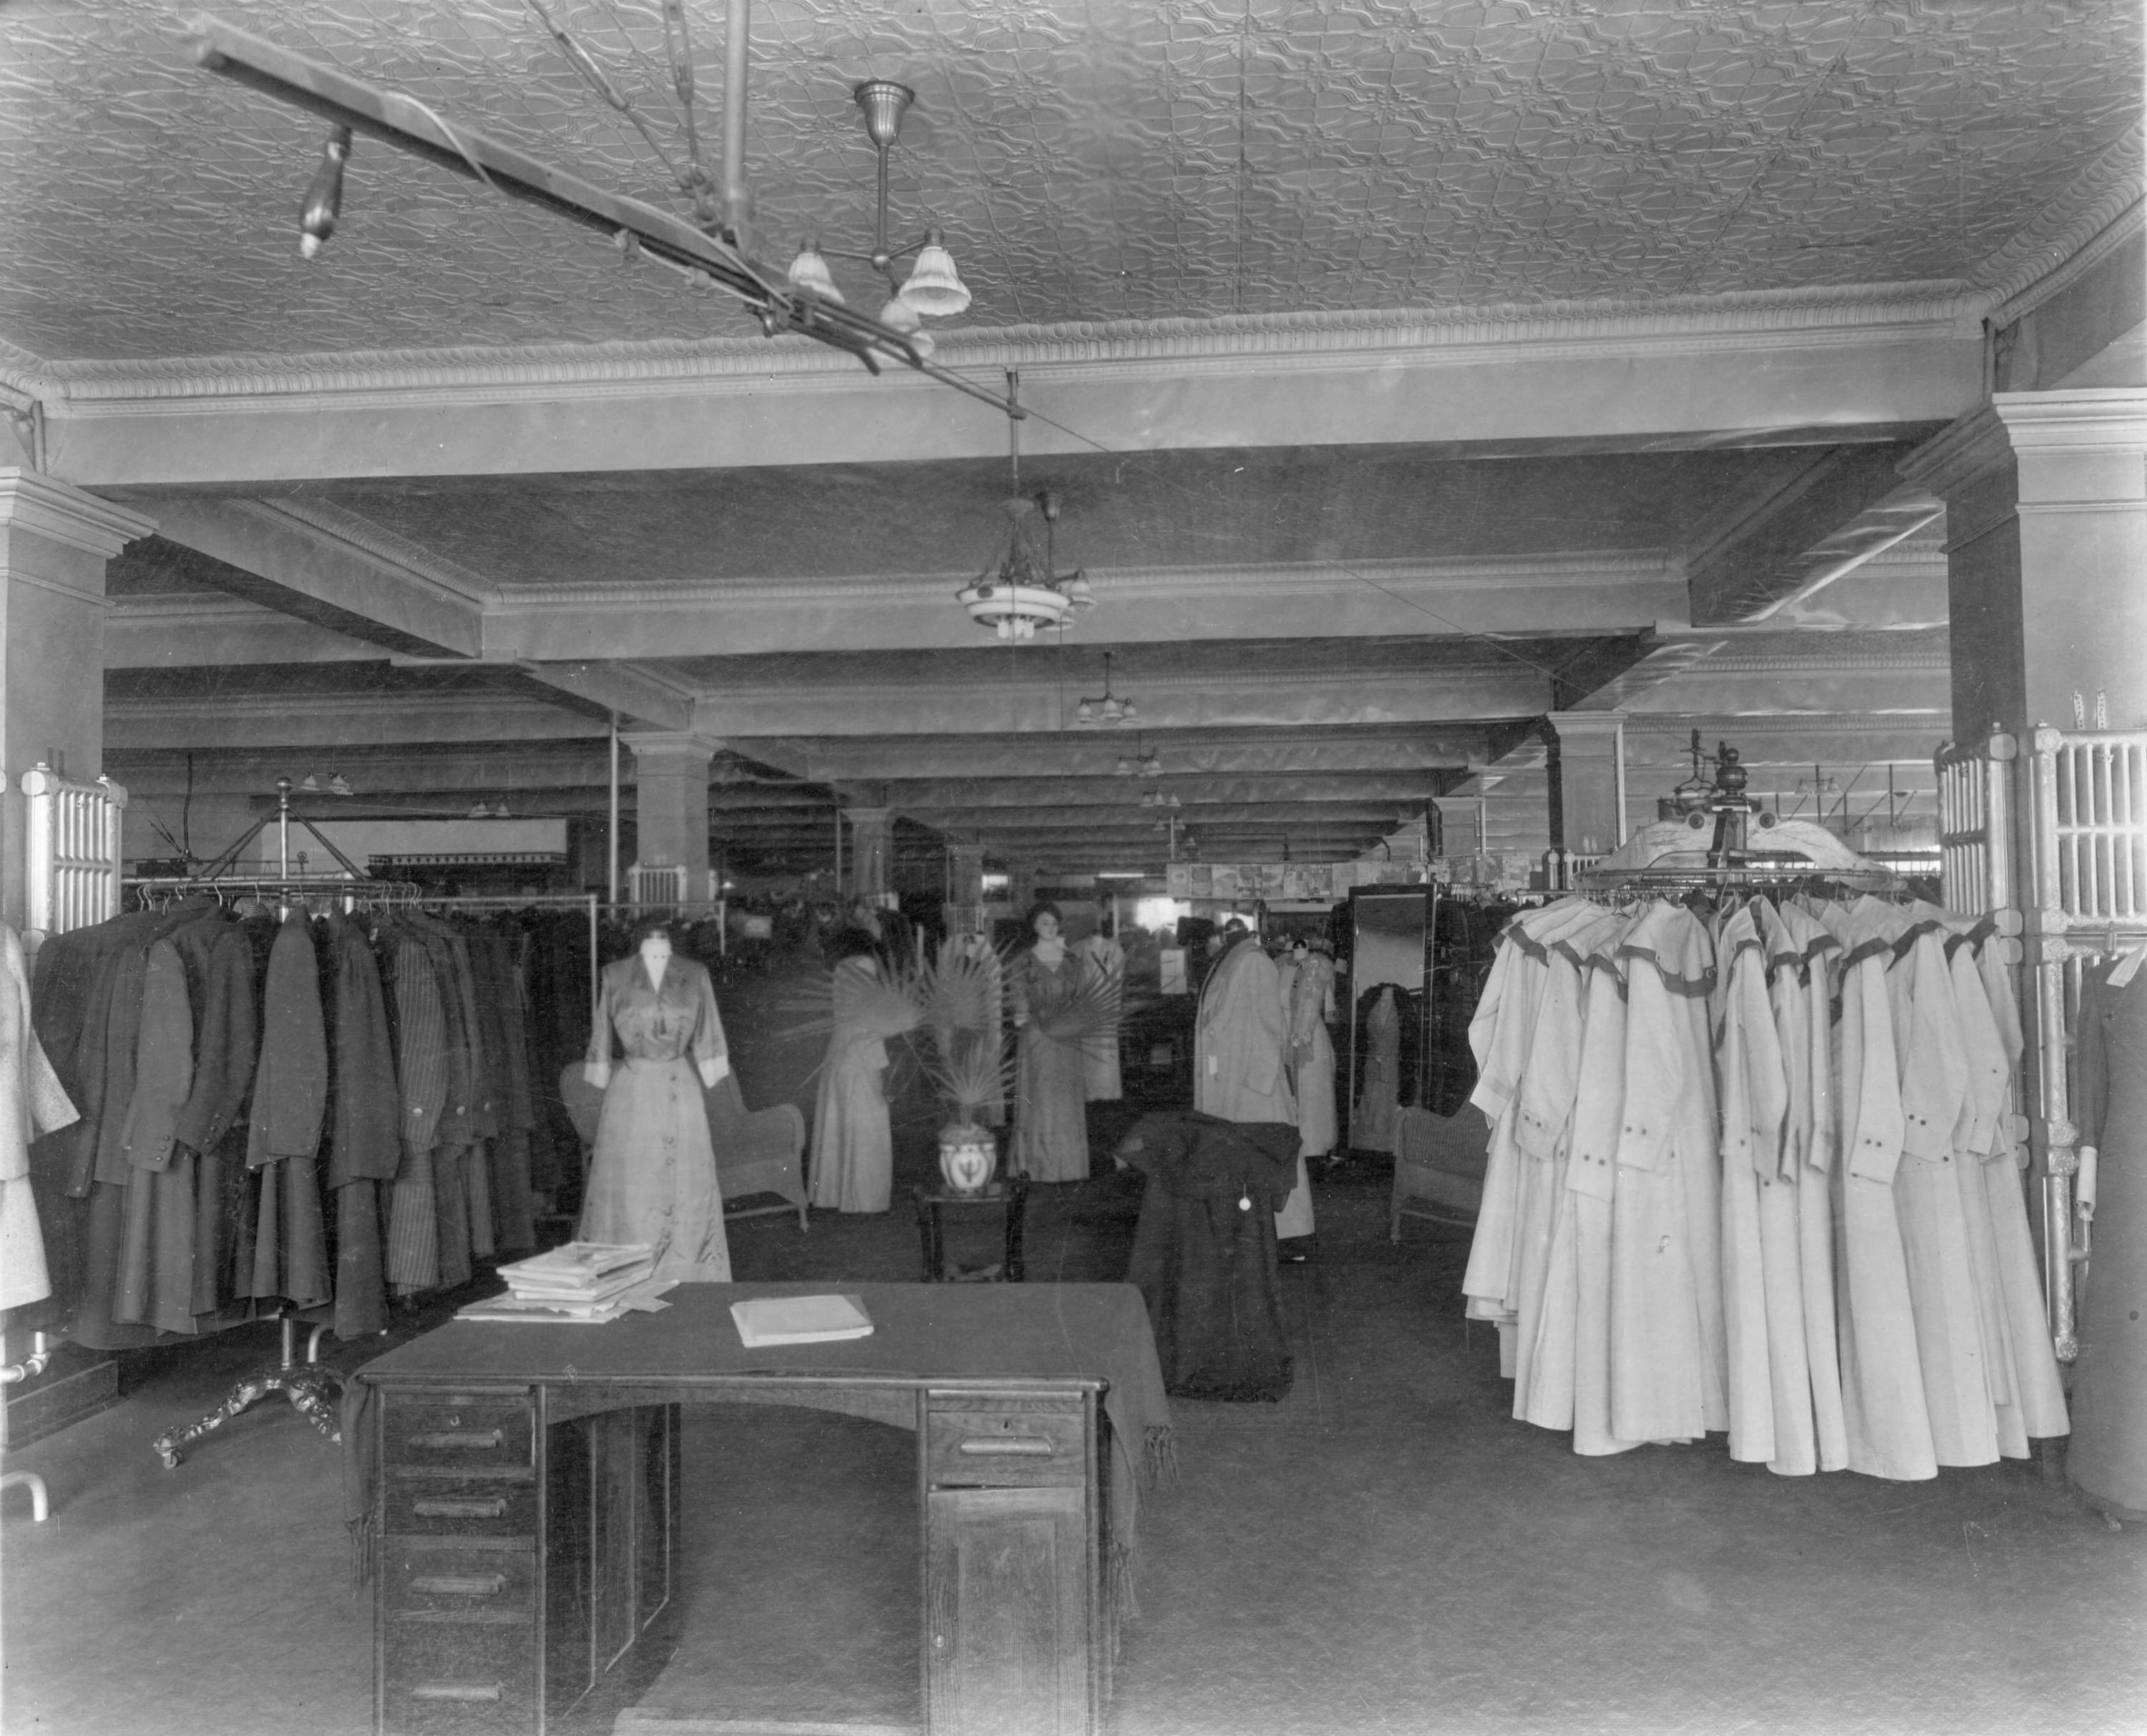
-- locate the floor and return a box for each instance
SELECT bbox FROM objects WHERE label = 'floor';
[4,1101,2143,1736]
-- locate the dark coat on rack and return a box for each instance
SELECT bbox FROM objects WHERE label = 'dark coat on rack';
[1118,1110,1301,1402]
[378,922,450,1292]
[321,915,401,1340]
[28,902,216,1345]
[167,916,258,1320]
[110,937,196,1335]
[244,915,331,1309]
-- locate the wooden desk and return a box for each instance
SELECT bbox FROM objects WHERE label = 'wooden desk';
[351,1282,1169,1736]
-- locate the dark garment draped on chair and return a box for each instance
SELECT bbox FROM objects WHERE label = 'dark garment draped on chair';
[1117,1110,1301,1400]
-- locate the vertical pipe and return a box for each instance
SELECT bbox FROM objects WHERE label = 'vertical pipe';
[721,0,751,243]
[608,712,620,906]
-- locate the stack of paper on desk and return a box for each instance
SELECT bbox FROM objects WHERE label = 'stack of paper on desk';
[457,1243,673,1324]
[729,1293,875,1347]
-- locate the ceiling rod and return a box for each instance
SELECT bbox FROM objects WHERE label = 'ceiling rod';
[185,14,1019,419]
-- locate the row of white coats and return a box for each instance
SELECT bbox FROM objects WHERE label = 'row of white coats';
[1461,894,2066,1480]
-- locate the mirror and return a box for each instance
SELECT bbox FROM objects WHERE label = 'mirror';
[1344,887,1434,1153]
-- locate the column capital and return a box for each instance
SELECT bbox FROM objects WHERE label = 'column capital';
[1992,386,2147,458]
[1544,709,1627,746]
[1902,389,2147,501]
[841,805,895,826]
[618,729,725,768]
[0,469,155,562]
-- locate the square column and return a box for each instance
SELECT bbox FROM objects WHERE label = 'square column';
[1902,389,2147,738]
[1545,711,1628,858]
[622,731,723,898]
[844,806,894,903]
[0,470,155,930]
[944,841,988,935]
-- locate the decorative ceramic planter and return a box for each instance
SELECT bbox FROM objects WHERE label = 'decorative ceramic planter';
[937,1122,997,1194]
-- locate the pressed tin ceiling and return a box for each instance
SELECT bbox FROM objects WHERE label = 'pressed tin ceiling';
[2,0,2141,363]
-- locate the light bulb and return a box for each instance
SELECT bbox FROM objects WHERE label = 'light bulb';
[898,228,970,316]
[786,244,844,303]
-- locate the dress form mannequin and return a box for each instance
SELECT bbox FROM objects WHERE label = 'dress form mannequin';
[1010,903,1091,1181]
[580,920,733,1279]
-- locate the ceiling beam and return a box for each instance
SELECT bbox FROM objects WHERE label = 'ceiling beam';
[746,726,1501,781]
[1681,445,1934,625]
[104,693,598,751]
[104,595,389,668]
[499,555,1686,659]
[129,496,488,658]
[694,665,1554,738]
[507,660,694,733]
[46,308,1982,488]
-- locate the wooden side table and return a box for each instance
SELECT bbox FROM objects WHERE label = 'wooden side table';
[913,1176,1031,1283]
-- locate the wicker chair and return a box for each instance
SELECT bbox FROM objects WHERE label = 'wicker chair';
[558,1063,809,1232]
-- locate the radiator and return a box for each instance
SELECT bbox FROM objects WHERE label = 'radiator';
[21,764,127,957]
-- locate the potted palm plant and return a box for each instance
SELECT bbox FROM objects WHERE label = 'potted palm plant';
[919,941,1015,1194]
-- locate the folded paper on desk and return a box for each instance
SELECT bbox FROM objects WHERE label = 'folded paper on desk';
[730,1293,874,1347]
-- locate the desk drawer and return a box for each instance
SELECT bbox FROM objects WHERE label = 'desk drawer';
[381,1619,535,1736]
[382,1391,535,1471]
[926,1403,1088,1488]
[384,1538,535,1616]
[384,1475,537,1538]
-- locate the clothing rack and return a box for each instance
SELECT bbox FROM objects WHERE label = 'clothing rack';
[408,892,604,1031]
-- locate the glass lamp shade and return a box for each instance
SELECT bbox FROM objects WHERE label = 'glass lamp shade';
[786,245,845,303]
[899,231,971,316]
[877,296,935,360]
[1061,571,1095,610]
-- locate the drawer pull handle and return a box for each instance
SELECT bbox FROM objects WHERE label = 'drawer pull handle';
[414,1496,507,1519]
[410,1682,503,1703]
[409,1430,504,1450]
[958,1436,1054,1457]
[409,1574,507,1596]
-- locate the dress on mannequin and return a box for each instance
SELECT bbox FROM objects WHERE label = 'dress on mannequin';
[1008,906,1091,1182]
[1353,985,1401,1154]
[1284,942,1338,1161]
[809,935,895,1213]
[1196,930,1311,1242]
[580,927,733,1280]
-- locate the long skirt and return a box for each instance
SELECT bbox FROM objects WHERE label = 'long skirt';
[1292,1027,1338,1160]
[578,1057,731,1280]
[810,1036,892,1213]
[1013,1025,1089,1182]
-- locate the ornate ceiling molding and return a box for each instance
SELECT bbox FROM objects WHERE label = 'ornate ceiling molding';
[9,283,1990,415]
[1977,124,2146,321]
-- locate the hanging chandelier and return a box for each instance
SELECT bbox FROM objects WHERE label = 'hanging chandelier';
[1114,735,1163,778]
[785,80,970,352]
[956,369,1094,640]
[1075,653,1138,727]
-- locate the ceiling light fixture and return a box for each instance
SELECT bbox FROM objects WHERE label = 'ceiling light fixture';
[1075,653,1138,727]
[786,80,970,350]
[957,370,1093,640]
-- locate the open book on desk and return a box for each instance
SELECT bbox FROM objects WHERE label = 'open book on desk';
[729,1293,874,1347]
